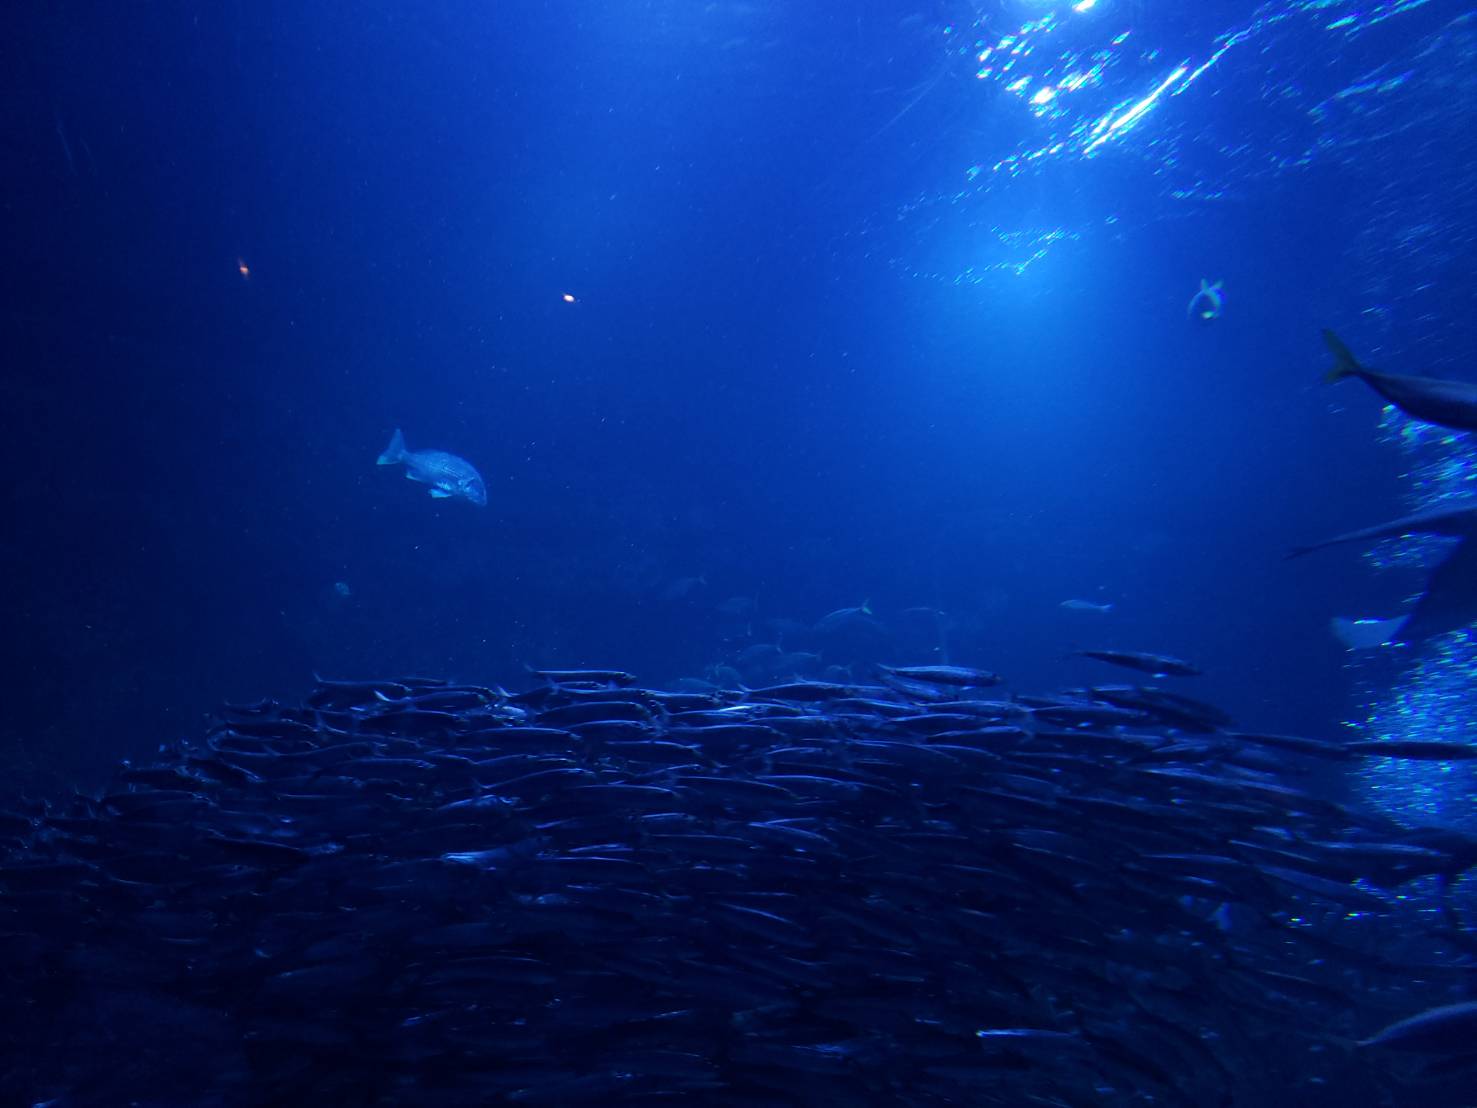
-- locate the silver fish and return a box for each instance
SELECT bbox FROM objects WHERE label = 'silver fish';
[1060,598,1113,613]
[377,429,486,506]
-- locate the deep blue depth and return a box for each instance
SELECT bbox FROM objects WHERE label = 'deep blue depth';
[3,0,1473,785]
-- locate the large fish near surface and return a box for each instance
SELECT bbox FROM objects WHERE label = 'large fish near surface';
[1289,501,1477,647]
[1323,330,1477,432]
[377,428,487,506]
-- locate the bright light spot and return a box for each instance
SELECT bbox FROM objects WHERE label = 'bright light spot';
[1031,87,1056,106]
[236,257,250,280]
[1006,76,1031,93]
[561,293,577,303]
[1073,0,1097,10]
[1084,64,1188,154]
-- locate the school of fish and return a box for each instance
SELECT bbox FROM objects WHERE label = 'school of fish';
[2,667,1475,1106]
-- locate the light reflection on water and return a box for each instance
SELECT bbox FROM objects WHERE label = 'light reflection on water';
[895,1,1465,281]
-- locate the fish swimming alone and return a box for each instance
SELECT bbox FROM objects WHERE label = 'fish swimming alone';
[1074,649,1202,677]
[1322,330,1477,433]
[1289,500,1477,647]
[1060,598,1113,613]
[377,428,487,506]
[1187,278,1223,323]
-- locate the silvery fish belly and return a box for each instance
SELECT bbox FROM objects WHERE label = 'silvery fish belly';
[377,428,487,506]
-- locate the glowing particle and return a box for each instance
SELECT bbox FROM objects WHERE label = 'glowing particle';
[236,257,251,280]
[562,293,577,303]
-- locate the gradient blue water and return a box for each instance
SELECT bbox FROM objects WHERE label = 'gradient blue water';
[3,1,1473,823]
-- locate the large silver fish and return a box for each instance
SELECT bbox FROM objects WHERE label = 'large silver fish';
[377,429,486,506]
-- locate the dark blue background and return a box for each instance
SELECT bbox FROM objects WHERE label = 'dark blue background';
[3,0,1466,785]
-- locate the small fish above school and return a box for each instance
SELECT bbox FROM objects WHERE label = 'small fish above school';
[1074,649,1202,677]
[1060,598,1113,613]
[1187,278,1223,323]
[377,428,487,506]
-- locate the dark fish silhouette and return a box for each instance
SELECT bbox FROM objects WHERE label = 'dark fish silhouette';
[1074,649,1202,677]
[1286,501,1477,560]
[1323,330,1477,432]
[1289,501,1477,645]
[1358,1000,1477,1053]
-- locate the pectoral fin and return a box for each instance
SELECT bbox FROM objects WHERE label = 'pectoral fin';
[429,488,452,499]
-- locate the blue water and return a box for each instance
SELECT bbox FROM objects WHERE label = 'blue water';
[4,0,1474,813]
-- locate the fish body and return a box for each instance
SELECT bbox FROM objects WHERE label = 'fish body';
[1075,650,1202,678]
[377,428,486,506]
[1291,502,1477,645]
[1187,278,1223,322]
[1358,1001,1477,1052]
[1323,330,1477,432]
[875,664,1001,688]
[814,603,883,635]
[1287,500,1477,559]
[1060,599,1113,613]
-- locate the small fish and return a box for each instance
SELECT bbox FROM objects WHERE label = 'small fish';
[1060,599,1114,613]
[1187,278,1223,322]
[1357,1001,1477,1053]
[1322,330,1477,432]
[528,668,638,687]
[1075,650,1202,677]
[815,602,882,635]
[875,664,1001,688]
[377,428,486,506]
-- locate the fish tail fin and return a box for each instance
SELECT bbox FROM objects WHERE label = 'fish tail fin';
[1330,615,1408,651]
[1321,330,1364,384]
[377,428,406,465]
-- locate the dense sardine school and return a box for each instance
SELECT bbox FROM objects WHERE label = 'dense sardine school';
[3,669,1476,1105]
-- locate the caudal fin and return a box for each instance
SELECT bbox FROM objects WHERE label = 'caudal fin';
[1330,615,1408,651]
[1321,330,1364,384]
[377,428,406,465]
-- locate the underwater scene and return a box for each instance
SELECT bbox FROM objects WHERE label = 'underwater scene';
[4,1,1477,1104]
